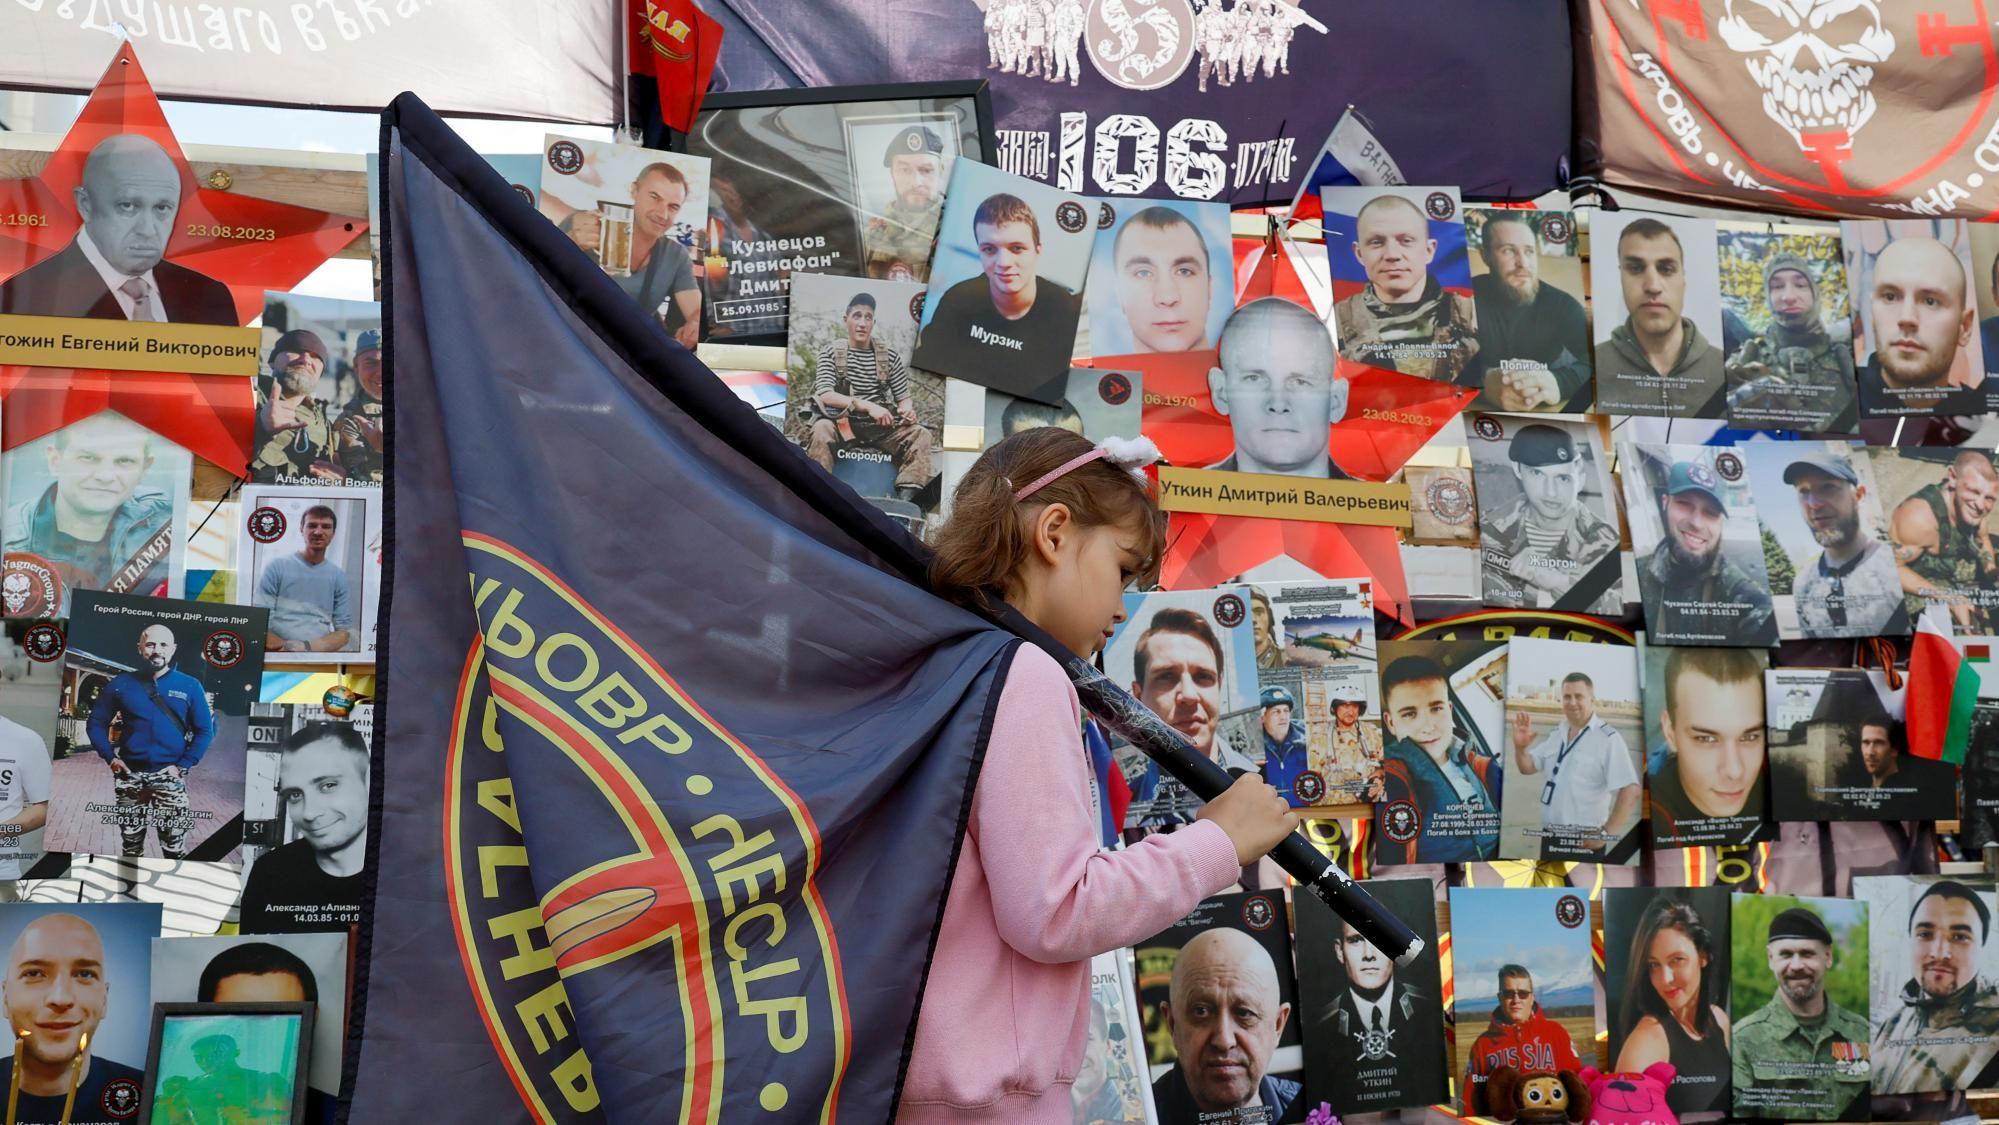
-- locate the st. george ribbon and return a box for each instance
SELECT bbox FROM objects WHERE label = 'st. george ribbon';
[992,603,1424,965]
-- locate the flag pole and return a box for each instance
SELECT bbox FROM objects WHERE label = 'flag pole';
[991,604,1425,964]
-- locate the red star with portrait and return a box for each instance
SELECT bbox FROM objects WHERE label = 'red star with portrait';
[0,44,366,472]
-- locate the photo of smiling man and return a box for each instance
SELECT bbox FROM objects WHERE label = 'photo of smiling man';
[914,162,1095,395]
[1844,218,1992,418]
[239,714,370,934]
[1620,443,1778,647]
[1086,200,1233,357]
[0,903,161,1125]
[1858,877,1999,1100]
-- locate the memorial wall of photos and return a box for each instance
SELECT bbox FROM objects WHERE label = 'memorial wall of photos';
[5,41,1999,1125]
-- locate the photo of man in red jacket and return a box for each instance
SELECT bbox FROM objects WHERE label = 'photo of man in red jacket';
[1464,964,1582,1115]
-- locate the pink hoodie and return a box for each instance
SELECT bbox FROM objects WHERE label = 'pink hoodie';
[898,644,1242,1122]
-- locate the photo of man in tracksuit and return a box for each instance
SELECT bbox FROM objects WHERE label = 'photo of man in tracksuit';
[88,622,214,858]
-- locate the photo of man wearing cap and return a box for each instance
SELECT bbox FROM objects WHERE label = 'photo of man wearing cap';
[1259,685,1314,806]
[1719,238,1857,433]
[1471,417,1621,616]
[1623,445,1778,647]
[861,124,953,281]
[252,328,342,484]
[333,328,385,485]
[1732,897,1871,1121]
[1746,443,1907,641]
[1328,694,1382,789]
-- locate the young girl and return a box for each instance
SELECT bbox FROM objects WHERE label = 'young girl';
[899,427,1303,1122]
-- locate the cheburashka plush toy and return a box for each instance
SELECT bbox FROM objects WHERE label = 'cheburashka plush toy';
[1578,1063,1679,1125]
[1486,1065,1590,1124]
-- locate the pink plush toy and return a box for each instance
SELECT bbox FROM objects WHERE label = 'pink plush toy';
[1579,1063,1679,1125]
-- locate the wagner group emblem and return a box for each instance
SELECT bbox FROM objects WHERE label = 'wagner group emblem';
[1592,1,1999,217]
[1242,893,1276,931]
[1,555,60,620]
[1555,893,1586,929]
[546,140,585,176]
[203,630,244,668]
[247,506,287,544]
[445,533,850,1122]
[1212,592,1245,628]
[1084,0,1198,91]
[22,623,63,663]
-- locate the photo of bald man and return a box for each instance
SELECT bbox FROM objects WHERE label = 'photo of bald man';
[0,135,236,325]
[1845,219,1991,417]
[1206,297,1351,479]
[1324,188,1478,385]
[0,904,162,1124]
[1141,891,1306,1124]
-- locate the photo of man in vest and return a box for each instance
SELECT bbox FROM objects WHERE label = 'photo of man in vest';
[804,291,935,504]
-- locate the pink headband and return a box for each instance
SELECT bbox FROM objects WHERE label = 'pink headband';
[1013,448,1107,501]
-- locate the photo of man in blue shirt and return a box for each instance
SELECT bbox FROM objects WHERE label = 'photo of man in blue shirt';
[87,622,214,858]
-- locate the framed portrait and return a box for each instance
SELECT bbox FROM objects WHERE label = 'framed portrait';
[139,1002,312,1124]
[151,934,350,1100]
[672,81,996,342]
[237,483,382,664]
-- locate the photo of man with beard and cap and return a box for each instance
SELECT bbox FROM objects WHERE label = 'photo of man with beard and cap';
[540,135,710,348]
[1878,448,1999,632]
[251,328,343,485]
[1,410,190,618]
[1469,415,1622,616]
[1843,218,1992,417]
[1085,200,1233,358]
[1620,443,1778,647]
[1766,668,1952,823]
[0,134,235,326]
[1718,223,1857,432]
[0,903,162,1125]
[1730,895,1871,1121]
[1592,212,1728,417]
[1135,890,1306,1124]
[853,120,957,282]
[1464,208,1591,411]
[1453,887,1594,1115]
[1296,878,1448,1115]
[1372,638,1506,865]
[1858,878,1999,1100]
[1645,644,1773,850]
[913,162,1094,394]
[1745,443,1908,641]
[1322,187,1478,385]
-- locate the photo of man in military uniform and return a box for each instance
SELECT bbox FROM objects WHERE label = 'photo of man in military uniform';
[1722,250,1857,432]
[1624,449,1778,647]
[1328,193,1478,384]
[1258,685,1312,806]
[803,291,935,505]
[1472,419,1621,616]
[2,411,184,618]
[1758,449,1906,639]
[1869,880,1999,1096]
[252,329,341,485]
[861,125,950,282]
[333,328,384,485]
[1888,450,1999,631]
[1732,902,1871,1121]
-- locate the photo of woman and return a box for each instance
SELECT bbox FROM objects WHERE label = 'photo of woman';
[1608,889,1733,1117]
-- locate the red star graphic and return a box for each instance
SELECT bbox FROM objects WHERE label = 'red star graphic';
[0,44,366,472]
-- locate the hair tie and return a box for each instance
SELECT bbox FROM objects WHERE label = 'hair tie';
[1013,436,1162,501]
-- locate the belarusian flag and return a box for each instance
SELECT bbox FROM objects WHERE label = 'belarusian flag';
[1909,606,1980,764]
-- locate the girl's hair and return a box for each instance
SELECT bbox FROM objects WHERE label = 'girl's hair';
[930,427,1165,611]
[1617,895,1719,1043]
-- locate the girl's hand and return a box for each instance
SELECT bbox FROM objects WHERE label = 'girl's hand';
[1198,773,1303,867]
